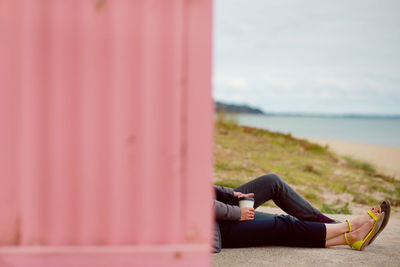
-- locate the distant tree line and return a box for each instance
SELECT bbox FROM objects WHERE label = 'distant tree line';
[215,101,264,114]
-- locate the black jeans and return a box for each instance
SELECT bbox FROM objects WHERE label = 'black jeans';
[235,173,321,222]
[219,174,327,248]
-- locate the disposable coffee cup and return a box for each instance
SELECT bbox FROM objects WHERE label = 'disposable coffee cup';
[239,197,254,208]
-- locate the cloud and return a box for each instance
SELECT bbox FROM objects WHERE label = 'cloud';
[308,77,351,91]
[213,0,400,114]
[262,75,293,89]
[228,77,248,90]
[213,75,249,91]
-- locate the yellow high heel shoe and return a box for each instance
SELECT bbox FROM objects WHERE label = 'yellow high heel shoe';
[344,218,352,246]
[345,210,385,251]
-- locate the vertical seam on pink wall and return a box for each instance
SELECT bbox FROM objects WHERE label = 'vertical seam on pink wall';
[180,0,190,237]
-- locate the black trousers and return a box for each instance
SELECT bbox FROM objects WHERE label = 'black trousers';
[219,215,326,248]
[219,174,327,248]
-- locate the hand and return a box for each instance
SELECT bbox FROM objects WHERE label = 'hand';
[234,191,255,198]
[240,207,255,221]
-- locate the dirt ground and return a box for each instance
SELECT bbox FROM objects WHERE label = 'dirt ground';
[213,207,400,267]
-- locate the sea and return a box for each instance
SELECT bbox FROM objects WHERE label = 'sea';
[233,114,400,147]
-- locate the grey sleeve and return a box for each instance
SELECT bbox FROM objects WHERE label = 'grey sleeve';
[214,199,241,221]
[215,185,235,195]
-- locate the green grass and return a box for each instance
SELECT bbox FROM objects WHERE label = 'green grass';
[214,115,399,213]
[215,178,244,189]
[343,156,376,174]
[320,202,351,215]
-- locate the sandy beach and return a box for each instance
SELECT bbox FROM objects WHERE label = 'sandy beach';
[309,137,400,179]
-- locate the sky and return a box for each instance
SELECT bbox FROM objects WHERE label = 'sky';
[213,0,400,115]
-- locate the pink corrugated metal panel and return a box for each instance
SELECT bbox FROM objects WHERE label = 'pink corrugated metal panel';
[0,0,213,265]
[182,0,214,244]
[0,0,21,246]
[0,245,211,266]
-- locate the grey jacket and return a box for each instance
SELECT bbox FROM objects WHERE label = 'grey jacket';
[214,185,241,253]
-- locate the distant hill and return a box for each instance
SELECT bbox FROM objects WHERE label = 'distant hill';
[216,102,264,114]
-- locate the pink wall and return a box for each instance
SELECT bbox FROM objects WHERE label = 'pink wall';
[0,0,213,266]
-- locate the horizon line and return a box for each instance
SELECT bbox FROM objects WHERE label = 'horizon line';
[214,101,400,118]
[250,112,400,119]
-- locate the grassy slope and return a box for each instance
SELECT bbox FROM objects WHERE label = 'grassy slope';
[214,117,400,214]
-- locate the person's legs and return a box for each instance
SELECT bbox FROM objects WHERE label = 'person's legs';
[325,221,349,240]
[219,208,380,249]
[254,211,277,219]
[219,215,326,248]
[325,214,377,247]
[235,174,335,222]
